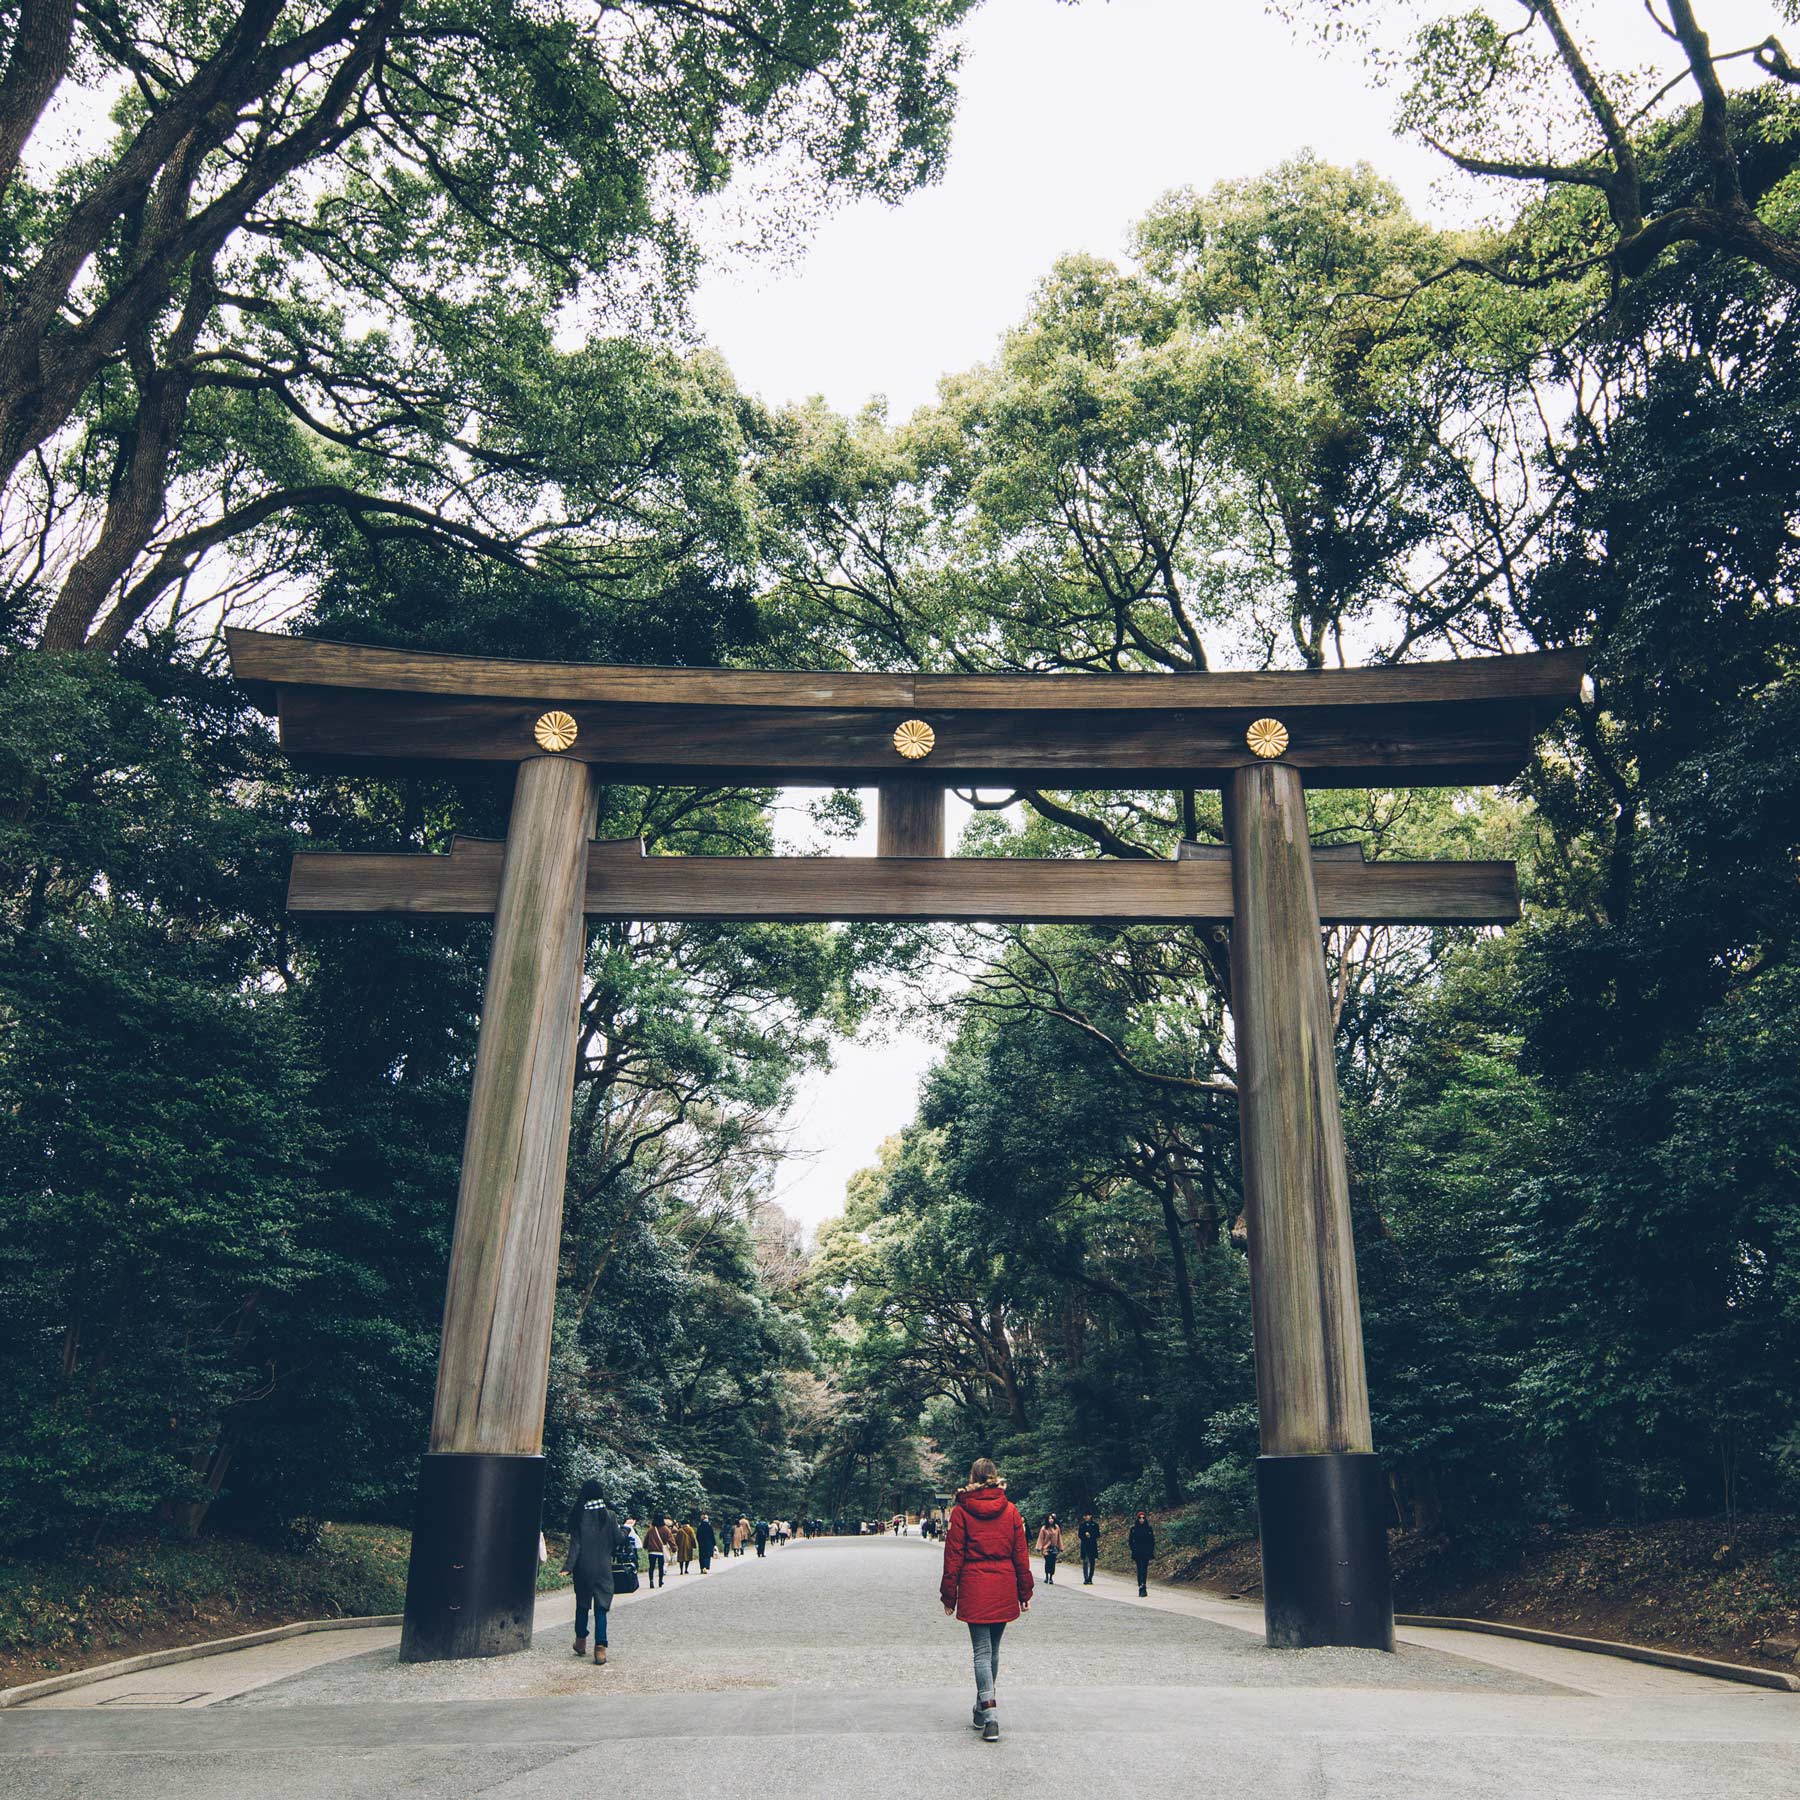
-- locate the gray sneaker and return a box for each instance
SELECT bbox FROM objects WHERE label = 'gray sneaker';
[970,1703,984,1731]
[982,1712,1000,1742]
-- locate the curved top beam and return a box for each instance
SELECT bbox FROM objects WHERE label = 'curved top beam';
[227,629,1581,714]
[225,630,1583,788]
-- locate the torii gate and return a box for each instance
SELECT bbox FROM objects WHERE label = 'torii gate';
[228,629,1580,1663]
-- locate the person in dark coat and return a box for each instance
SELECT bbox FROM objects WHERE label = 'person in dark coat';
[939,1457,1033,1742]
[563,1478,621,1664]
[696,1512,716,1572]
[754,1517,770,1557]
[1077,1510,1101,1585]
[1127,1509,1155,1596]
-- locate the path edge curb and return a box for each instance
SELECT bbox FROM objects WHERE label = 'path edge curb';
[0,1612,404,1710]
[1395,1612,1800,1692]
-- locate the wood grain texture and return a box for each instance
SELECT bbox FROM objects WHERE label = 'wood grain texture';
[877,781,945,857]
[286,838,1521,925]
[429,756,597,1457]
[227,627,1582,716]
[267,684,1556,786]
[1226,763,1374,1458]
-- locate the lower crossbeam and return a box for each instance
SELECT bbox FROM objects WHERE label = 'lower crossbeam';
[286,838,1520,926]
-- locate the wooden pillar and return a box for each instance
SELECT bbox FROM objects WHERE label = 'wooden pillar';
[877,779,945,856]
[400,752,597,1662]
[1224,760,1393,1651]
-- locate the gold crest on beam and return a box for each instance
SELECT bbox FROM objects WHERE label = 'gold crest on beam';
[1245,717,1289,760]
[893,719,936,760]
[533,710,579,753]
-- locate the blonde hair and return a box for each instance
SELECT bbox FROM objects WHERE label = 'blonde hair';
[969,1456,998,1485]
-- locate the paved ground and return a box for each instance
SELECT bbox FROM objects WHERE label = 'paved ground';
[6,1536,1798,1798]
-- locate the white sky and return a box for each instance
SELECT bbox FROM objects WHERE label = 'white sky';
[686,0,1774,1234]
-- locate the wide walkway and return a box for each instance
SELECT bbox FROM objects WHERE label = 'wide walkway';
[5,1536,1797,1797]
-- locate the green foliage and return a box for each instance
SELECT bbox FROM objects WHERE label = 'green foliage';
[0,1521,414,1677]
[0,647,316,1546]
[5,15,1799,1597]
[796,134,1800,1551]
[764,154,1470,677]
[0,537,884,1544]
[2,0,976,652]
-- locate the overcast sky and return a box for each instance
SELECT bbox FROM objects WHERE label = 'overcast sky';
[685,0,1771,1234]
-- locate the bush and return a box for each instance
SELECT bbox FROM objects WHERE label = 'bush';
[1096,1471,1166,1518]
[1183,1457,1258,1536]
[566,1443,708,1522]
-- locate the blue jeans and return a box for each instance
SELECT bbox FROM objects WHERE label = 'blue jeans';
[967,1621,1006,1704]
[574,1584,609,1646]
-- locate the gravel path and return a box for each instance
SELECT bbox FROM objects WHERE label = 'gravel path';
[226,1535,1567,1706]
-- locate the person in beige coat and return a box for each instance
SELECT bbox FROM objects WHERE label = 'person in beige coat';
[675,1519,698,1573]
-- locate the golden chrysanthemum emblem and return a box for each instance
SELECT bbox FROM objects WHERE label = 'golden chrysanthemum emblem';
[1245,717,1289,760]
[892,718,936,760]
[533,709,579,753]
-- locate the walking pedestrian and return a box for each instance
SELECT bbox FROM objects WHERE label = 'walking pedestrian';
[1128,1509,1155,1596]
[644,1517,670,1588]
[754,1517,769,1557]
[563,1479,621,1666]
[939,1457,1032,1744]
[696,1511,716,1572]
[676,1517,698,1574]
[1077,1510,1100,1585]
[1035,1513,1061,1585]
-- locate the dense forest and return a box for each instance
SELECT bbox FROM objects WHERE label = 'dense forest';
[2,0,1797,1587]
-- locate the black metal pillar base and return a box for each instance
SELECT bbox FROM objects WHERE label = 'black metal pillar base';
[399,1452,545,1663]
[1255,1451,1394,1651]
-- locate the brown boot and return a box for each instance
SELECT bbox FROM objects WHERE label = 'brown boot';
[593,1644,607,1665]
[573,1637,587,1657]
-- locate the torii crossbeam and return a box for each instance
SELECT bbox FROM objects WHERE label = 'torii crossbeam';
[228,629,1581,1663]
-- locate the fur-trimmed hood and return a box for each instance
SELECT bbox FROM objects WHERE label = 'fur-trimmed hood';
[954,1481,1011,1520]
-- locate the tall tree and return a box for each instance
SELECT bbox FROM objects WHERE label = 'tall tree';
[1285,0,1800,287]
[0,0,975,653]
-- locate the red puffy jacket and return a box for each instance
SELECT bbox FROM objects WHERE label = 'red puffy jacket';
[938,1484,1033,1623]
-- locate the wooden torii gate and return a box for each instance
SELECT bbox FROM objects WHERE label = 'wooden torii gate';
[228,629,1580,1662]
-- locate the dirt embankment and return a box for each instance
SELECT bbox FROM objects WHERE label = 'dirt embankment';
[0,1522,571,1690]
[1090,1509,1800,1675]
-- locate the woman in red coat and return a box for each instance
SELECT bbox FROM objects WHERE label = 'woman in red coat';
[939,1456,1033,1742]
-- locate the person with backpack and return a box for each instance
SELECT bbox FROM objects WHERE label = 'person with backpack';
[696,1512,716,1572]
[1034,1513,1062,1584]
[563,1479,622,1666]
[939,1458,1032,1743]
[1077,1511,1100,1585]
[754,1517,770,1557]
[1128,1509,1156,1596]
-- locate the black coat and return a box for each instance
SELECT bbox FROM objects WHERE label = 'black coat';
[1127,1520,1155,1562]
[1077,1520,1100,1554]
[697,1519,717,1556]
[564,1501,623,1602]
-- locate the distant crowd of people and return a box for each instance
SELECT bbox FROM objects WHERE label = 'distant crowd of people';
[561,1492,803,1664]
